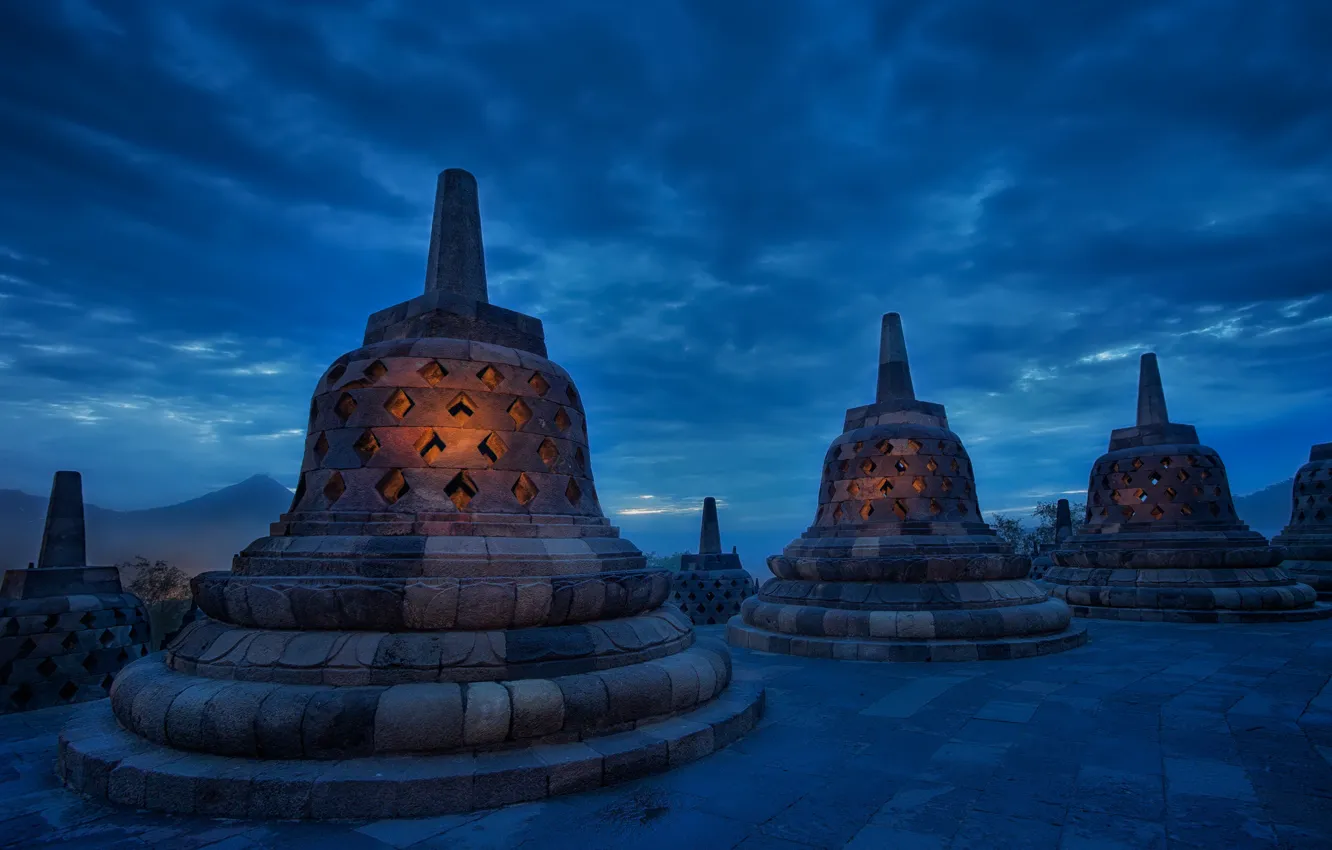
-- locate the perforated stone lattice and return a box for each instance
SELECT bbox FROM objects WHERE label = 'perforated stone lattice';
[1081,450,1238,527]
[815,435,979,527]
[671,571,758,626]
[0,604,149,715]
[294,349,600,517]
[1289,457,1332,529]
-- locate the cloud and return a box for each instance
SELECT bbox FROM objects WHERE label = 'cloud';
[0,0,1329,539]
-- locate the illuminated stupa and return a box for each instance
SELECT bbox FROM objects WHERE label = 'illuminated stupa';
[1,472,149,714]
[1044,354,1332,622]
[670,497,757,625]
[1271,443,1332,599]
[59,169,763,819]
[727,314,1087,661]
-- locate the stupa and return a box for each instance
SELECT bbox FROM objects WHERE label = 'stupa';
[1270,443,1332,599]
[1,472,149,714]
[1044,354,1331,622]
[727,314,1087,661]
[1029,499,1074,581]
[670,497,757,625]
[59,169,763,819]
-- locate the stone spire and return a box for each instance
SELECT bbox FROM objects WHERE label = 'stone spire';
[1136,352,1169,427]
[876,312,915,403]
[424,168,488,303]
[37,471,86,569]
[1054,498,1073,545]
[699,497,722,555]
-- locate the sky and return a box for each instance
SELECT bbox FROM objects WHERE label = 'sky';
[1,0,1330,562]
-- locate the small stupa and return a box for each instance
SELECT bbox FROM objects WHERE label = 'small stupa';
[671,497,757,625]
[1044,354,1331,622]
[727,314,1087,661]
[1,472,149,714]
[1271,443,1332,599]
[1030,499,1074,581]
[59,169,763,819]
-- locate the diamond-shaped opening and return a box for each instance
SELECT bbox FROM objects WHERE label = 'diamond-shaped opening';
[1164,486,1177,501]
[478,432,508,464]
[512,473,540,506]
[353,429,380,463]
[1136,489,1148,503]
[1208,501,1220,517]
[417,431,447,465]
[951,458,961,473]
[892,499,909,520]
[44,613,59,629]
[326,363,348,386]
[554,408,572,432]
[847,480,862,498]
[508,398,533,428]
[574,447,586,471]
[1122,474,1133,486]
[1110,490,1121,504]
[879,478,893,495]
[907,439,922,453]
[99,629,114,647]
[309,397,318,425]
[1193,486,1204,497]
[860,459,876,475]
[912,477,927,494]
[853,441,864,454]
[538,438,560,468]
[838,460,850,477]
[941,477,953,493]
[895,459,908,474]
[959,502,969,516]
[565,477,583,505]
[1200,470,1212,481]
[313,432,330,462]
[447,392,475,422]
[1161,456,1172,468]
[832,503,844,523]
[860,502,874,520]
[418,360,448,386]
[929,498,942,516]
[37,657,57,677]
[1110,461,1121,473]
[1131,458,1143,470]
[375,469,409,505]
[1149,471,1161,485]
[116,648,128,662]
[79,612,94,627]
[334,393,357,423]
[1177,469,1190,482]
[1150,505,1164,520]
[101,675,114,691]
[1316,509,1327,522]
[62,632,78,650]
[1181,503,1194,516]
[876,439,893,454]
[445,471,478,510]
[1187,455,1199,466]
[567,383,580,405]
[1121,506,1135,519]
[384,389,414,420]
[58,681,78,701]
[323,471,346,503]
[926,458,938,473]
[477,365,504,390]
[82,653,97,672]
[528,372,550,395]
[10,683,33,707]
[344,360,388,389]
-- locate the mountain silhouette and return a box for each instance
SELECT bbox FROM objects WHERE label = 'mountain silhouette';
[0,474,293,575]
[1233,477,1294,538]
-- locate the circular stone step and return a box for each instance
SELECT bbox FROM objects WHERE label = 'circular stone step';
[726,619,1088,662]
[1062,602,1332,623]
[58,682,764,820]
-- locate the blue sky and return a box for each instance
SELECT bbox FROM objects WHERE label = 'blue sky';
[1,0,1329,561]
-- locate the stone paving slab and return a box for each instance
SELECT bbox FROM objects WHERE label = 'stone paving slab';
[4,621,1332,847]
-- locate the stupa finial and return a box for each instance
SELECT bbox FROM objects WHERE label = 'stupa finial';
[1136,352,1169,427]
[699,497,722,555]
[1054,498,1073,545]
[876,312,915,403]
[424,168,488,303]
[37,471,86,569]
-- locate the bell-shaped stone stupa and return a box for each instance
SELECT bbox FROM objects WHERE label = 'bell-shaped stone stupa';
[727,314,1087,661]
[59,169,763,819]
[1,472,149,714]
[670,497,758,625]
[1271,443,1332,599]
[1044,354,1332,622]
[1030,499,1074,581]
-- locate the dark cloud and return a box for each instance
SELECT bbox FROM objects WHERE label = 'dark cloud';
[0,0,1329,560]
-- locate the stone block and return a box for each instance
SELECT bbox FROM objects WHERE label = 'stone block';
[374,682,464,753]
[462,681,512,747]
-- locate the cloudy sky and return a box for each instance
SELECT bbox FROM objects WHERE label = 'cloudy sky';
[1,0,1329,559]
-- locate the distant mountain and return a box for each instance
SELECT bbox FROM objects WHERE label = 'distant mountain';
[0,475,293,575]
[1234,478,1293,538]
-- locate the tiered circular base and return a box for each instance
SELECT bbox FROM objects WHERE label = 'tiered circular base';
[1,591,149,715]
[1271,539,1332,600]
[58,677,764,819]
[726,618,1087,661]
[670,569,757,626]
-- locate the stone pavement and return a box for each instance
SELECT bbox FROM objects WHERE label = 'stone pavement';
[4,620,1332,848]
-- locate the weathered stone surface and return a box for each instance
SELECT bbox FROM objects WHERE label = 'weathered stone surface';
[1273,442,1332,599]
[731,313,1085,660]
[1045,354,1331,622]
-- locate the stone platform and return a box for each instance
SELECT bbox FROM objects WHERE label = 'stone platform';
[7,620,1332,848]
